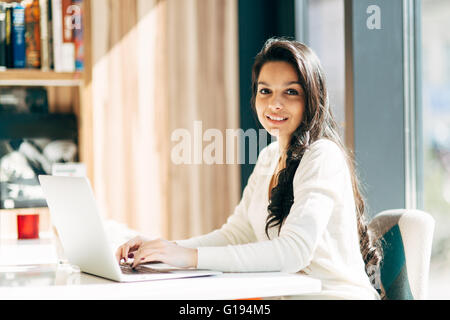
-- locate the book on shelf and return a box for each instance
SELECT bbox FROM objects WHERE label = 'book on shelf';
[39,0,51,70]
[4,4,13,68]
[12,3,26,68]
[53,0,74,72]
[50,0,61,71]
[72,0,82,71]
[25,0,41,68]
[0,3,6,69]
[0,0,83,72]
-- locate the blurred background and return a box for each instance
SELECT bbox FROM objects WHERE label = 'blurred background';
[0,0,449,299]
[421,0,450,300]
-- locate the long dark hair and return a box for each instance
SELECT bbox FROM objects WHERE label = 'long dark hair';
[250,37,384,297]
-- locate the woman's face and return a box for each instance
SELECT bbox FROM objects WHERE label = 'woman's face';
[255,61,305,144]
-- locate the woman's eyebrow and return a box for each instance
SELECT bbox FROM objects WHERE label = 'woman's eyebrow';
[257,81,301,86]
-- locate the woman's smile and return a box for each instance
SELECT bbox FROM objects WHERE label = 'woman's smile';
[265,113,289,124]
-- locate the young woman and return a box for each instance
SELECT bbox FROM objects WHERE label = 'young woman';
[116,38,383,300]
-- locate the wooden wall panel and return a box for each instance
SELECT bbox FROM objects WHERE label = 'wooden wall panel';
[89,0,240,240]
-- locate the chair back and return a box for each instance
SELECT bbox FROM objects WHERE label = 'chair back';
[368,209,435,300]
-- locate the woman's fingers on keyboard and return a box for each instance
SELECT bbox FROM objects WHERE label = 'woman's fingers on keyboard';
[131,240,166,267]
[130,238,196,269]
[116,236,147,263]
[121,246,129,263]
[132,250,161,268]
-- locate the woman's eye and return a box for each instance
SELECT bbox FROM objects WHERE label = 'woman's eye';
[286,89,299,95]
[259,88,270,94]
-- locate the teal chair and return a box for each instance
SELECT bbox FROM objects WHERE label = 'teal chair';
[368,209,435,300]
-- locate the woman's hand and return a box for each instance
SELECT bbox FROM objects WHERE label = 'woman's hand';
[115,237,198,269]
[115,235,148,263]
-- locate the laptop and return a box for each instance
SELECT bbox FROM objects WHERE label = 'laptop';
[38,175,221,282]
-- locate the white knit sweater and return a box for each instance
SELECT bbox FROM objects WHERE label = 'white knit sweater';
[176,139,380,300]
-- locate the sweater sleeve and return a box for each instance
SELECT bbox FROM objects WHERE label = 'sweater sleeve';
[195,140,348,273]
[175,145,274,248]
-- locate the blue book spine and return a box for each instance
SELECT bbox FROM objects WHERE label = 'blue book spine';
[12,4,25,68]
[73,0,84,71]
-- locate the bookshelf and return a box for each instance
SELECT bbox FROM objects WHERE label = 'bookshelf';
[0,70,83,86]
[0,0,92,238]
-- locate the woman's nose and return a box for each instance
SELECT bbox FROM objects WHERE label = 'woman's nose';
[268,93,283,109]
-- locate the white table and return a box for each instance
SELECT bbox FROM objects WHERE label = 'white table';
[0,267,321,300]
[0,235,321,300]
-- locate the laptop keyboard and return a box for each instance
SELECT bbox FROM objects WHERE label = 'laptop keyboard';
[120,264,172,274]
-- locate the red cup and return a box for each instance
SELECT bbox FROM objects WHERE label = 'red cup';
[17,214,40,239]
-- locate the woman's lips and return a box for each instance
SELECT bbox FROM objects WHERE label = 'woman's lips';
[265,114,288,124]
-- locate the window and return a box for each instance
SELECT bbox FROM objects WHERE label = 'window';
[305,0,346,141]
[422,0,450,299]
